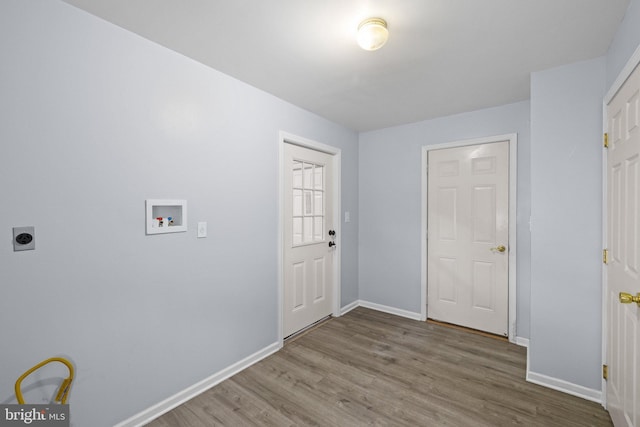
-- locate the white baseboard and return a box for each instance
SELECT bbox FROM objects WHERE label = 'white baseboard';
[526,370,602,404]
[114,304,530,426]
[114,342,281,427]
[524,335,599,404]
[340,300,360,315]
[358,300,422,321]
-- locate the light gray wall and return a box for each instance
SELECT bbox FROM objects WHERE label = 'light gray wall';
[529,57,606,390]
[0,1,358,426]
[358,101,532,338]
[525,0,640,395]
[606,0,640,87]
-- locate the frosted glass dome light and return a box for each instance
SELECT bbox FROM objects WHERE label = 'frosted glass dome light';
[357,18,388,51]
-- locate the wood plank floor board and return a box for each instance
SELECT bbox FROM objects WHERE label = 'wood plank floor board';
[148,307,612,426]
[213,381,298,427]
[299,322,529,420]
[232,366,330,426]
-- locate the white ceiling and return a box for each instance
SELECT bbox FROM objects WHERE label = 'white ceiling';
[62,0,630,132]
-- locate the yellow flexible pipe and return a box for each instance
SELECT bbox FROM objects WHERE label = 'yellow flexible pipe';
[15,357,74,404]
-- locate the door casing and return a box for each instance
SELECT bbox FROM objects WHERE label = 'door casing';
[278,131,341,345]
[421,133,518,342]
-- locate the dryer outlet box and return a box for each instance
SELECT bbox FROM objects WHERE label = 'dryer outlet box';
[13,226,35,251]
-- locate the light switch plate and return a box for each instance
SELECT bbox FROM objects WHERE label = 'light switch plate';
[197,222,207,238]
[13,226,35,251]
[344,211,350,223]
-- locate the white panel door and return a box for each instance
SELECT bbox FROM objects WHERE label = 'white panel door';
[283,143,334,338]
[427,141,509,336]
[607,62,640,427]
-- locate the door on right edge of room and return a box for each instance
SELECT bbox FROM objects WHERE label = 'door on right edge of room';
[427,141,509,336]
[606,60,640,427]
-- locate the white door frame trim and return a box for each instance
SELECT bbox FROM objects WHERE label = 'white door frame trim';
[601,42,640,408]
[421,133,518,342]
[278,131,342,346]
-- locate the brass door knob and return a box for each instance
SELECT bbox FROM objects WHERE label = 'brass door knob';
[619,292,640,306]
[491,245,506,253]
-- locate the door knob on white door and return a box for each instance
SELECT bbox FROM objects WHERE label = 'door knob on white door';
[619,292,640,306]
[491,245,506,253]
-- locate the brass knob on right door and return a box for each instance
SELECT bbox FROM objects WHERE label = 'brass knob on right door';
[619,292,640,306]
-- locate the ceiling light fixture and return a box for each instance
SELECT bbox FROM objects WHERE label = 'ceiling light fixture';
[357,18,388,51]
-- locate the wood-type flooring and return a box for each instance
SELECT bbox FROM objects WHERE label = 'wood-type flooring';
[149,307,612,426]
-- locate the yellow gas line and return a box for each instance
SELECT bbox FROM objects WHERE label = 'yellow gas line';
[15,357,74,404]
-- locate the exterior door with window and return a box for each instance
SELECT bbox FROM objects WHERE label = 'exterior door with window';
[606,62,640,427]
[283,143,334,337]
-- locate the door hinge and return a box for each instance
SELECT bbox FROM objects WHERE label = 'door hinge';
[603,364,608,380]
[604,133,609,149]
[603,249,609,264]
